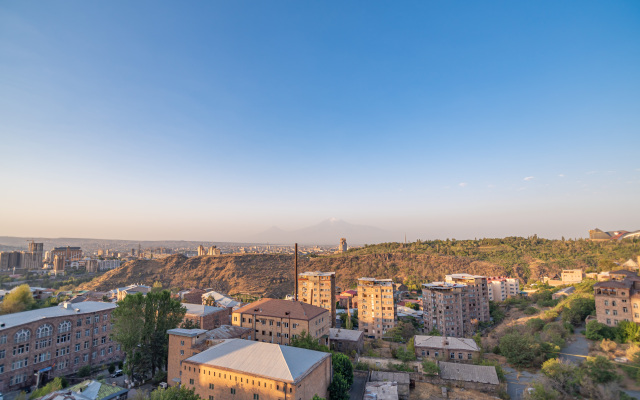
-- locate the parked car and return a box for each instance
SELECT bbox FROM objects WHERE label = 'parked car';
[111,370,123,378]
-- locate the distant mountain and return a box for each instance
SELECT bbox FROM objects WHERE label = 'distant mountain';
[251,218,394,245]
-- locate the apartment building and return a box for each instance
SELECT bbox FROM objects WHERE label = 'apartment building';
[422,282,466,337]
[594,270,640,327]
[176,338,331,400]
[298,271,336,327]
[357,278,396,339]
[444,274,490,324]
[544,269,584,287]
[0,301,123,392]
[486,276,520,302]
[231,299,330,346]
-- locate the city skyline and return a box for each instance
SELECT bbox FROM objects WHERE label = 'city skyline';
[1,1,639,242]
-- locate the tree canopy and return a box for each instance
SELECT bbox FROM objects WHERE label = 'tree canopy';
[1,284,35,314]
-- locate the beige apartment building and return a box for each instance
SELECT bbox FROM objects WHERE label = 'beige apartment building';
[177,338,331,400]
[594,270,640,327]
[422,282,466,337]
[298,271,336,327]
[486,276,520,301]
[231,299,330,345]
[357,278,396,339]
[545,269,584,287]
[444,274,490,324]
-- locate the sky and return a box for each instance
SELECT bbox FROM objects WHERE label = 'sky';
[1,1,639,243]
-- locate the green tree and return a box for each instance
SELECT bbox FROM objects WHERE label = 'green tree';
[526,318,545,332]
[78,365,92,377]
[148,385,201,400]
[328,373,350,400]
[499,332,541,367]
[385,321,416,342]
[1,284,35,314]
[151,281,164,292]
[540,358,579,395]
[585,320,616,341]
[290,330,330,352]
[180,319,199,329]
[583,356,621,384]
[112,290,186,379]
[562,297,595,326]
[526,383,560,400]
[618,320,640,343]
[422,360,440,376]
[312,396,326,400]
[332,353,353,386]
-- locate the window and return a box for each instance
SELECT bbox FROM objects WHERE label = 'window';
[614,310,618,316]
[75,344,80,352]
[77,319,82,327]
[180,340,185,346]
[37,324,53,338]
[58,321,72,333]
[76,331,81,339]
[85,329,90,337]
[209,383,214,390]
[468,353,473,360]
[209,397,214,400]
[86,317,91,325]
[101,336,106,344]
[0,335,6,344]
[253,395,259,400]
[189,379,194,385]
[14,329,30,344]
[624,307,628,313]
[94,315,100,323]
[230,389,236,394]
[180,350,184,356]
[605,300,609,306]
[450,353,455,359]
[613,301,617,306]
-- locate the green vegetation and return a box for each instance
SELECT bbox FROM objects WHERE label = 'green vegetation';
[78,365,92,377]
[384,321,416,342]
[393,338,417,362]
[328,373,350,400]
[1,284,36,314]
[30,377,68,399]
[290,330,330,352]
[421,360,440,376]
[112,290,186,380]
[146,385,201,400]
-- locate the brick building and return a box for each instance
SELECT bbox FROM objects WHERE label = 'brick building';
[594,270,640,327]
[183,304,231,330]
[486,276,520,302]
[329,328,364,355]
[175,338,331,400]
[181,289,207,305]
[298,271,336,327]
[414,335,480,362]
[422,282,466,337]
[0,301,123,392]
[357,278,396,339]
[231,299,330,346]
[444,274,490,325]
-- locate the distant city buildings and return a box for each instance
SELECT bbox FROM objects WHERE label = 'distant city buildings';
[298,271,336,327]
[589,228,640,241]
[197,245,221,256]
[357,278,396,339]
[544,269,584,287]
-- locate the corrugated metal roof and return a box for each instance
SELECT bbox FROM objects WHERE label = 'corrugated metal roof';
[183,303,225,316]
[329,328,363,342]
[439,361,499,385]
[205,325,252,339]
[234,298,328,321]
[184,339,330,383]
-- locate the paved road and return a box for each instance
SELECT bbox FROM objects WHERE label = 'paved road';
[559,328,590,365]
[503,366,541,400]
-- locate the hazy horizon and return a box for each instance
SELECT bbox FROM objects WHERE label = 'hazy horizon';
[1,2,639,242]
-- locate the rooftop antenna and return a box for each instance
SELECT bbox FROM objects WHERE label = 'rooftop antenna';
[294,243,298,301]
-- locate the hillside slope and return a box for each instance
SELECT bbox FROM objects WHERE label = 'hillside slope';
[80,238,639,298]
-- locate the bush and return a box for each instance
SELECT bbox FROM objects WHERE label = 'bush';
[524,307,538,315]
[353,361,369,371]
[78,365,92,377]
[332,353,353,386]
[328,373,350,400]
[422,360,440,376]
[30,377,68,399]
[499,332,542,367]
[585,320,616,341]
[562,297,595,326]
[526,318,545,332]
[583,355,621,384]
[108,363,116,374]
[390,363,414,372]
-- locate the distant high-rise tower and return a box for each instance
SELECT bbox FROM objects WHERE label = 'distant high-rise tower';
[53,255,65,275]
[197,245,206,256]
[21,241,44,269]
[338,238,347,253]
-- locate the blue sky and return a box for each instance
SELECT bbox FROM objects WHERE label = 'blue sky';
[1,1,639,242]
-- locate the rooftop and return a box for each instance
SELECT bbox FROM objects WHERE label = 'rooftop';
[439,361,499,385]
[299,271,335,277]
[414,335,479,352]
[358,277,394,286]
[167,328,208,338]
[184,338,330,384]
[446,273,485,279]
[234,298,328,321]
[69,380,128,400]
[183,303,226,316]
[422,282,465,289]
[205,325,253,339]
[329,328,364,342]
[202,291,241,308]
[0,301,115,332]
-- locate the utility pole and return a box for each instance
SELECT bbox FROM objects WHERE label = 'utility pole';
[294,243,298,301]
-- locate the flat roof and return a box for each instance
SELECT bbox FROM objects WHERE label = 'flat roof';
[422,282,465,289]
[359,277,394,286]
[184,339,330,384]
[446,273,485,279]
[299,271,335,277]
[414,335,479,352]
[439,361,499,385]
[167,328,208,338]
[0,301,116,332]
[234,298,328,321]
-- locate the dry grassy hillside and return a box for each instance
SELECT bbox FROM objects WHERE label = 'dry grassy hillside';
[79,252,540,298]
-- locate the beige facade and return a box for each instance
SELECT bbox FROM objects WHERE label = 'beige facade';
[298,271,336,328]
[486,276,520,302]
[594,272,640,327]
[444,274,490,326]
[168,335,331,400]
[357,278,396,339]
[414,335,480,363]
[231,299,330,345]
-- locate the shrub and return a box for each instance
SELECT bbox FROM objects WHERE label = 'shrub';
[585,320,616,341]
[422,360,440,376]
[526,318,545,332]
[524,307,538,315]
[583,355,621,384]
[108,363,116,374]
[600,339,617,352]
[78,365,92,377]
[332,353,354,386]
[353,361,369,371]
[499,332,542,367]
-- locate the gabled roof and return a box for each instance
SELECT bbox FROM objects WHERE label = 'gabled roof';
[234,298,328,321]
[184,339,330,383]
[205,325,253,339]
[183,303,225,316]
[623,259,639,268]
[0,302,115,332]
[414,335,479,352]
[329,328,363,342]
